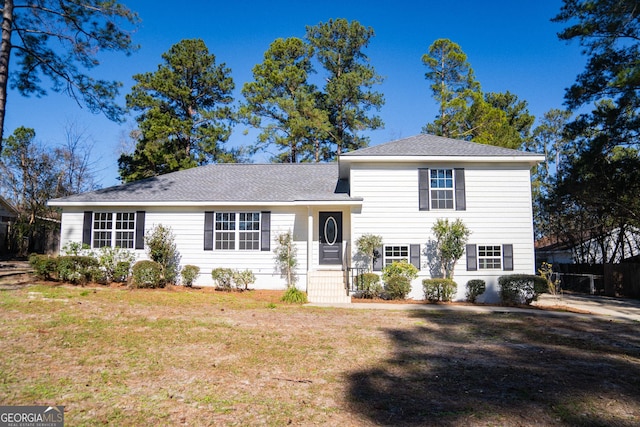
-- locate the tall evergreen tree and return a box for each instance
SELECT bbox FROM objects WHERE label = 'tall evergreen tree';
[0,0,139,149]
[421,38,479,138]
[118,39,236,182]
[421,39,534,149]
[545,0,640,259]
[306,18,384,156]
[240,37,330,163]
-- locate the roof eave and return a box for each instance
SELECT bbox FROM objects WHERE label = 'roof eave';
[339,154,544,177]
[49,199,363,208]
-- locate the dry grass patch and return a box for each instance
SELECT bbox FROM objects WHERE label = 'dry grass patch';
[0,282,639,426]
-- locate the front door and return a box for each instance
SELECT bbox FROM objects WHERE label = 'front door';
[319,211,342,265]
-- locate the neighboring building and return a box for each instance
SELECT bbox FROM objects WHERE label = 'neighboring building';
[49,134,543,302]
[0,196,18,255]
[537,227,640,266]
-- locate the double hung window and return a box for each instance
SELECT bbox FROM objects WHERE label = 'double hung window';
[92,212,136,249]
[384,245,409,266]
[430,169,454,209]
[215,212,261,251]
[478,245,502,269]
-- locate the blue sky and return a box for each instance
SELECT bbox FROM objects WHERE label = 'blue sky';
[4,0,586,187]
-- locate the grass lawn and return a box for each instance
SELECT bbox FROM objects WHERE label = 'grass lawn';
[0,282,639,426]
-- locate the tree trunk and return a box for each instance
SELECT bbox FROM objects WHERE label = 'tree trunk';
[0,0,14,149]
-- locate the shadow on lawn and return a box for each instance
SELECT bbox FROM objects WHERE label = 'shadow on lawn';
[346,311,640,426]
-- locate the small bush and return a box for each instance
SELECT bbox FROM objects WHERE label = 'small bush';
[233,269,256,291]
[131,260,164,289]
[382,261,418,300]
[422,278,457,302]
[113,261,132,283]
[281,287,308,304]
[384,275,412,300]
[498,274,548,305]
[57,256,99,285]
[181,265,200,287]
[96,246,135,283]
[29,254,58,281]
[211,267,234,291]
[466,279,486,303]
[354,272,382,299]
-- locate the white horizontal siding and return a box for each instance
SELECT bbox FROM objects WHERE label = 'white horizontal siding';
[350,162,537,302]
[58,206,309,290]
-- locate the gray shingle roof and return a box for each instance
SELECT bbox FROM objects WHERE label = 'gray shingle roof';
[50,163,355,204]
[341,134,541,157]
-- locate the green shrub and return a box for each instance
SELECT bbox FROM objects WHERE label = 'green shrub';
[422,278,457,302]
[29,254,58,281]
[382,261,419,282]
[131,260,165,288]
[181,265,200,287]
[61,241,92,256]
[96,246,135,282]
[498,274,548,305]
[114,261,132,283]
[382,261,418,300]
[354,272,382,299]
[233,269,256,291]
[466,279,486,303]
[384,275,412,300]
[57,256,99,285]
[281,287,308,304]
[211,267,234,291]
[145,224,180,285]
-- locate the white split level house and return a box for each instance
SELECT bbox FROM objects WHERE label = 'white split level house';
[48,134,544,303]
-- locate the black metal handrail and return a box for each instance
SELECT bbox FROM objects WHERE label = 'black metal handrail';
[346,266,367,295]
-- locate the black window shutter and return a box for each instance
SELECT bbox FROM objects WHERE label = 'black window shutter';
[503,244,514,271]
[466,244,477,271]
[373,246,383,271]
[418,168,430,211]
[410,244,421,270]
[261,211,271,251]
[455,168,466,211]
[204,211,214,251]
[135,211,145,250]
[82,211,93,246]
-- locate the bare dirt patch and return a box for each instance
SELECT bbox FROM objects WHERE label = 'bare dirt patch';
[0,280,638,426]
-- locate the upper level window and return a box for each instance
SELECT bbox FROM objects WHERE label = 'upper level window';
[430,169,454,209]
[215,212,261,251]
[92,212,136,249]
[478,245,501,269]
[419,168,465,211]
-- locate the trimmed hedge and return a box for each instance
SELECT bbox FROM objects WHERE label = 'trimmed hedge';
[131,260,165,289]
[384,275,412,300]
[466,279,486,303]
[57,256,99,285]
[181,265,200,287]
[29,254,58,281]
[354,272,382,299]
[422,278,457,302]
[498,274,548,305]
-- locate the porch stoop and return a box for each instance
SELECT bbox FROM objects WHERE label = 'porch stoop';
[307,270,351,304]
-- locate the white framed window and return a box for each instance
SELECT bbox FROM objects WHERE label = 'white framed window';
[92,212,136,249]
[478,245,502,269]
[215,212,261,251]
[430,169,454,209]
[115,212,135,248]
[384,245,409,266]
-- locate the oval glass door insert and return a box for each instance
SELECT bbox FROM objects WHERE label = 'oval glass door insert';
[324,216,337,245]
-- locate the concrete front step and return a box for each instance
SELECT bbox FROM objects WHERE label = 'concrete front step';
[307,269,351,304]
